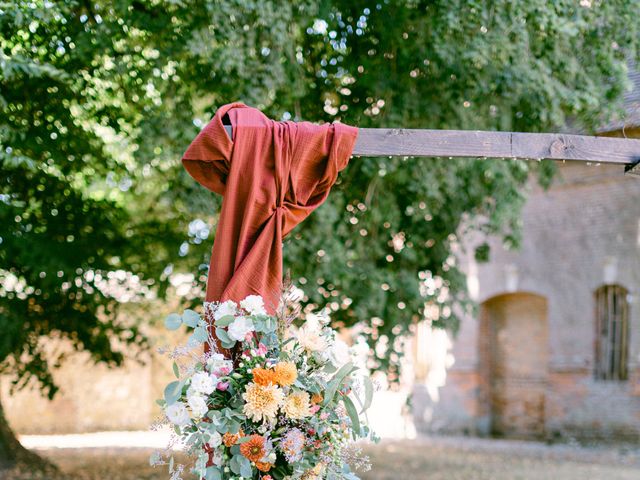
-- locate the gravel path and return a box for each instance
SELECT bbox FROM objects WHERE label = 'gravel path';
[3,435,639,480]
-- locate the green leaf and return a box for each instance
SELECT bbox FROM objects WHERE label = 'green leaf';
[164,380,182,405]
[215,315,235,327]
[164,313,182,331]
[322,362,356,406]
[362,375,374,413]
[239,456,252,478]
[215,327,231,342]
[205,467,222,480]
[193,326,209,343]
[182,309,201,328]
[172,362,180,379]
[342,394,361,436]
[215,327,236,349]
[229,455,241,475]
[252,317,266,333]
[227,419,241,434]
[263,316,276,332]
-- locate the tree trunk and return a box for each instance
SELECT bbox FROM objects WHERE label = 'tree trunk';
[0,395,59,476]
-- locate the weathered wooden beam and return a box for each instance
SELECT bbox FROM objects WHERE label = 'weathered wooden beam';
[223,125,640,171]
[626,160,640,176]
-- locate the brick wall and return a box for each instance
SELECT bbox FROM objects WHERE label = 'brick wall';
[414,161,640,441]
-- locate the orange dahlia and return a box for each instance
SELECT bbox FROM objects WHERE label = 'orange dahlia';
[239,434,266,462]
[222,429,244,447]
[274,361,297,387]
[311,392,323,404]
[253,367,278,386]
[256,461,273,472]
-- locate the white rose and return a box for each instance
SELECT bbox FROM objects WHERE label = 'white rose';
[208,430,222,449]
[188,394,208,418]
[227,316,254,342]
[240,294,267,315]
[329,338,351,367]
[206,353,224,370]
[191,371,216,395]
[165,402,190,426]
[296,317,327,352]
[214,300,237,321]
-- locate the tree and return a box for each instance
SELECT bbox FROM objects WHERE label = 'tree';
[0,0,638,469]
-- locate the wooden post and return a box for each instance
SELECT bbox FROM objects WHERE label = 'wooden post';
[223,126,640,176]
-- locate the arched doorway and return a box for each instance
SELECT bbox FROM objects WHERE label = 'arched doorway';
[480,293,549,438]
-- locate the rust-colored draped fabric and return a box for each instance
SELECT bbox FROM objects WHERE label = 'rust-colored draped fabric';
[181,101,359,319]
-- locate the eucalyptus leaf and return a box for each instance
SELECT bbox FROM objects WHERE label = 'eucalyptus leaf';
[322,362,355,406]
[215,327,232,343]
[164,380,183,405]
[342,394,361,436]
[193,326,208,342]
[205,467,222,480]
[264,316,276,332]
[227,419,240,434]
[239,456,252,478]
[229,455,241,475]
[164,313,182,331]
[182,309,201,328]
[172,362,180,379]
[215,314,235,327]
[362,375,374,412]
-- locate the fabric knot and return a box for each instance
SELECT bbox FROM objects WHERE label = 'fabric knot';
[180,101,359,329]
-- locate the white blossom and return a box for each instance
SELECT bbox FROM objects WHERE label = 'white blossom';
[165,402,190,426]
[296,316,328,352]
[328,338,352,367]
[214,300,237,321]
[190,371,216,395]
[188,394,208,418]
[207,352,233,375]
[240,294,267,315]
[227,316,254,342]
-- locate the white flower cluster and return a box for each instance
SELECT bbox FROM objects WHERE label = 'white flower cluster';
[212,295,267,342]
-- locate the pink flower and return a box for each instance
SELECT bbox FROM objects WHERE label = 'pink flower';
[217,381,229,391]
[218,365,231,376]
[256,343,268,356]
[310,404,320,414]
[320,412,329,420]
[244,331,254,342]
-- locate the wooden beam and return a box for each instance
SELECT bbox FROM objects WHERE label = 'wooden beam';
[626,160,640,176]
[223,125,640,169]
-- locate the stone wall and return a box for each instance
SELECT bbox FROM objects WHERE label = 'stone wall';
[2,328,177,434]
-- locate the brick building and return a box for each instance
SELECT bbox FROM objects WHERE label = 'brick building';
[411,70,640,441]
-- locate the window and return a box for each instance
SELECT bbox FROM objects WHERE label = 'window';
[594,285,629,381]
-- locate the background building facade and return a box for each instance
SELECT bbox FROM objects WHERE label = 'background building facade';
[413,159,640,441]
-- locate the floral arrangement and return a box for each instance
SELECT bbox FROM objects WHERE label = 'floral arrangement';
[150,292,378,480]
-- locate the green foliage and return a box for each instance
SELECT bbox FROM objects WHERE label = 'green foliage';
[0,0,638,394]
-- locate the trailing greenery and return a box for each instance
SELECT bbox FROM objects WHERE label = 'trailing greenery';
[1,0,638,403]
